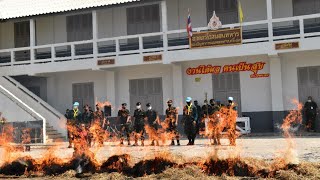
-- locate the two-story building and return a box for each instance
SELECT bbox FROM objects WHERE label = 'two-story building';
[1,0,320,143]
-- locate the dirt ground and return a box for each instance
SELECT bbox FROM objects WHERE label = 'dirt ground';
[0,136,320,179]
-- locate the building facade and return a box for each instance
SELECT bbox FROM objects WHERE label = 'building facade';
[1,0,320,143]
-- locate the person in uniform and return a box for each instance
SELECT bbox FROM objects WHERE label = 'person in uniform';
[210,100,222,145]
[117,103,131,145]
[165,100,180,146]
[82,105,93,127]
[194,100,202,135]
[183,97,198,145]
[65,109,70,119]
[133,102,146,146]
[92,104,105,147]
[304,96,318,132]
[145,103,160,146]
[67,102,82,148]
[226,97,238,146]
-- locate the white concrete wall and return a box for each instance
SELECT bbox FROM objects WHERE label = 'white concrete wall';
[46,70,108,114]
[0,92,37,122]
[281,50,320,110]
[115,64,173,115]
[181,55,272,112]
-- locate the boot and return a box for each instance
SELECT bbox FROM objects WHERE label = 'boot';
[177,140,180,146]
[170,140,175,146]
[150,140,155,146]
[133,139,138,146]
[127,140,131,146]
[68,140,72,148]
[120,139,124,145]
[141,139,144,146]
[187,139,191,145]
[156,140,159,146]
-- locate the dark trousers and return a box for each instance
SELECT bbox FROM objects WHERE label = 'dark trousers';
[306,114,316,131]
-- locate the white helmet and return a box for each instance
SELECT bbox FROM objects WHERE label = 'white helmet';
[228,97,234,101]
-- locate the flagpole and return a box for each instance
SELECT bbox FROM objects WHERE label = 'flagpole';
[238,0,243,42]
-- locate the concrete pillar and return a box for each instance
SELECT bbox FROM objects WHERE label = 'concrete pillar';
[106,71,116,115]
[269,55,285,131]
[30,19,36,62]
[92,10,98,59]
[161,0,168,51]
[172,63,183,114]
[266,0,273,42]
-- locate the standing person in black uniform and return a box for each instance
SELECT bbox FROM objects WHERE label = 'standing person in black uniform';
[133,102,146,146]
[117,103,131,145]
[165,100,180,146]
[82,105,93,127]
[92,104,105,147]
[226,97,238,146]
[146,103,160,146]
[304,96,318,132]
[67,102,82,148]
[194,100,202,135]
[183,97,198,145]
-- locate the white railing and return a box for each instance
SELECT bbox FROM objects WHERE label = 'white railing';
[0,76,67,142]
[1,13,320,66]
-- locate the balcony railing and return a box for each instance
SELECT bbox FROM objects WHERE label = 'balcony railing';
[1,13,320,66]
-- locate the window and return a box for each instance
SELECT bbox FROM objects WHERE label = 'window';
[207,0,238,25]
[67,13,92,42]
[293,0,320,16]
[127,4,160,35]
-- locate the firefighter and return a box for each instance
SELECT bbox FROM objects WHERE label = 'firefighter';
[183,97,198,145]
[117,103,131,145]
[194,100,202,135]
[67,102,82,148]
[304,96,318,132]
[165,100,180,146]
[146,103,160,146]
[133,102,146,146]
[226,97,238,146]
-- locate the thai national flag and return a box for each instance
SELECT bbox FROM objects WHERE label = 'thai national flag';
[187,9,193,38]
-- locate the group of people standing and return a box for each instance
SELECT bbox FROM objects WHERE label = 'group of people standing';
[64,96,238,148]
[65,102,106,148]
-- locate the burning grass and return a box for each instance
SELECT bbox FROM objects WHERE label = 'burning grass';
[0,100,318,179]
[1,153,319,179]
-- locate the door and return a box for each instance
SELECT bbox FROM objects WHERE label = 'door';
[14,21,30,61]
[298,66,320,132]
[207,0,238,25]
[212,72,241,115]
[129,78,163,114]
[72,82,94,110]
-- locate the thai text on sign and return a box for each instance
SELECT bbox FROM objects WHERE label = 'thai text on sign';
[190,28,242,48]
[186,62,270,78]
